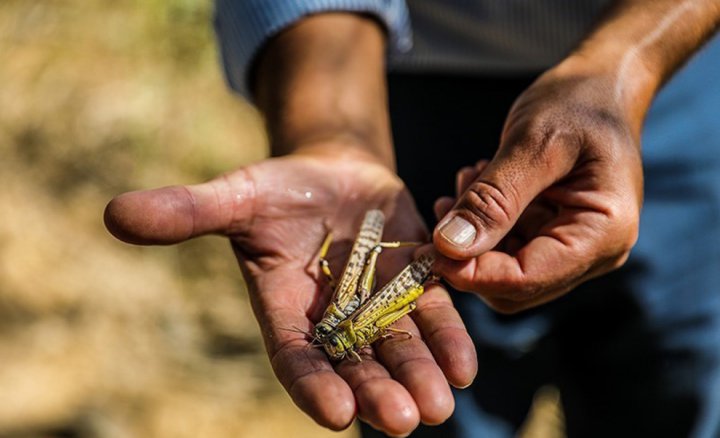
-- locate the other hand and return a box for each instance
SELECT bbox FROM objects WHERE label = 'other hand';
[433,59,643,314]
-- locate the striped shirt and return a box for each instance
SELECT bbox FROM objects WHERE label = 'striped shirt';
[214,0,613,96]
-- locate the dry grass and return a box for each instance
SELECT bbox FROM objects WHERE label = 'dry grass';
[0,1,563,437]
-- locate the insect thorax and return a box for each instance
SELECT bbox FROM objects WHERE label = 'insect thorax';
[313,295,363,338]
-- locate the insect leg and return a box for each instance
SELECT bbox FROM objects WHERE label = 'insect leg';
[362,301,419,345]
[355,241,421,303]
[381,327,415,340]
[317,231,336,288]
[374,301,418,329]
[356,245,382,303]
[377,241,422,249]
[348,349,363,363]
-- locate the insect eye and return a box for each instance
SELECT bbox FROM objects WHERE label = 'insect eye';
[316,325,330,336]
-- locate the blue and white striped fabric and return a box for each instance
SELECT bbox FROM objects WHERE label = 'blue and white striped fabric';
[213,0,615,97]
[214,0,412,96]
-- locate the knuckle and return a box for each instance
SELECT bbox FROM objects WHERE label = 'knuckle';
[605,205,640,254]
[483,297,524,315]
[622,217,640,250]
[460,181,515,230]
[512,281,545,300]
[443,273,479,294]
[620,231,639,255]
[470,278,544,305]
[611,251,631,270]
[448,268,546,302]
[505,279,551,303]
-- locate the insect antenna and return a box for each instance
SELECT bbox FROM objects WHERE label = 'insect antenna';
[302,339,326,352]
[280,326,320,343]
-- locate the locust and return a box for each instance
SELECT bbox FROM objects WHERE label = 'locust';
[320,252,436,361]
[313,210,414,341]
[311,209,436,361]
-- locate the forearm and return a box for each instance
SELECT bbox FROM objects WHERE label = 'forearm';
[253,13,394,168]
[557,0,720,132]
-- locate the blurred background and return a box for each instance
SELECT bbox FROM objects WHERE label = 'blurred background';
[0,1,561,437]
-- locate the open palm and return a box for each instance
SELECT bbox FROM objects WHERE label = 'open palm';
[105,150,477,435]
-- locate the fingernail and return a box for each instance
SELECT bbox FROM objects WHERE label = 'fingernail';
[439,216,476,247]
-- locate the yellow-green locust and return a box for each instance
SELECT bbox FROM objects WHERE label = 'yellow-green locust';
[312,210,386,341]
[312,210,435,361]
[320,252,435,361]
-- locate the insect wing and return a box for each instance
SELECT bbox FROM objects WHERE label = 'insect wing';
[330,210,385,311]
[349,253,435,332]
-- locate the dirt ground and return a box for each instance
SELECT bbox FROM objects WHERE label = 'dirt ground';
[0,1,563,437]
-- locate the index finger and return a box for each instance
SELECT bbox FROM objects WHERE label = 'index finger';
[434,210,624,313]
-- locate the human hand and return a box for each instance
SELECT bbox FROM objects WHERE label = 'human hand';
[432,58,644,314]
[105,146,477,435]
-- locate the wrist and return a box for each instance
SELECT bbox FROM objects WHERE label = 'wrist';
[554,0,720,133]
[255,13,395,169]
[268,122,395,170]
[280,137,396,171]
[549,50,656,135]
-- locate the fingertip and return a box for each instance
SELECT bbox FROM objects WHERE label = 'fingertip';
[430,254,465,277]
[474,159,490,171]
[432,256,484,295]
[415,377,454,426]
[425,323,478,390]
[290,372,357,431]
[412,286,478,389]
[104,195,132,243]
[412,244,435,261]
[455,166,478,197]
[386,353,454,425]
[443,337,478,389]
[104,187,193,245]
[356,379,420,436]
[421,396,454,427]
[433,214,479,259]
[104,191,155,244]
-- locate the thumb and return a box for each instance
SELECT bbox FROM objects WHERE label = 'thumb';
[433,144,575,259]
[104,169,255,245]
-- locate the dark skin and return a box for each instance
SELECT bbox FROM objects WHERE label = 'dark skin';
[105,1,719,435]
[105,17,474,436]
[105,146,473,435]
[433,0,720,313]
